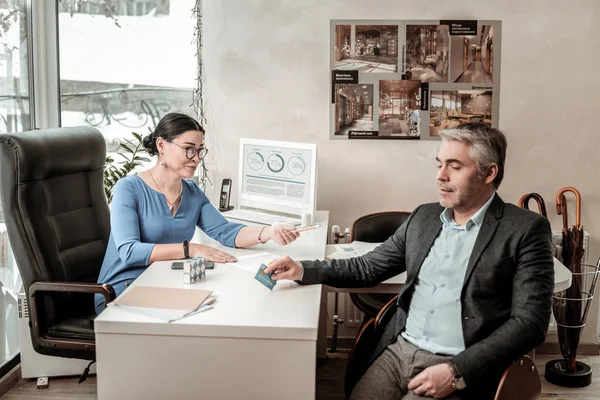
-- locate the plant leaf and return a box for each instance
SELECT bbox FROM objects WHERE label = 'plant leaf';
[120,143,134,154]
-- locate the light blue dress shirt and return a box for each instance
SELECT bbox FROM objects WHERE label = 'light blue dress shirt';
[402,193,496,355]
[94,175,244,313]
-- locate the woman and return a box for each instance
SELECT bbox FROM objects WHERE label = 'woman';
[95,113,299,313]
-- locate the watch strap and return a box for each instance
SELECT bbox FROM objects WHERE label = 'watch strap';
[183,240,190,259]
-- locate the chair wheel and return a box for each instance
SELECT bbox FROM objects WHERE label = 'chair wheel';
[545,359,592,387]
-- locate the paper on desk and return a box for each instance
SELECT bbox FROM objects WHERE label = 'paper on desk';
[326,241,382,260]
[228,252,279,273]
[111,295,217,323]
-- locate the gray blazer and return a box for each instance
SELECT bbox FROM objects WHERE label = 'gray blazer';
[301,195,554,397]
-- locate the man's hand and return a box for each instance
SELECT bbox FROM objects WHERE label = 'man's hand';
[263,256,302,281]
[407,363,455,399]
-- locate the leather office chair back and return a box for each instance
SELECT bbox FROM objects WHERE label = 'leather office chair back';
[494,356,541,400]
[0,127,113,360]
[351,211,411,244]
[349,211,411,322]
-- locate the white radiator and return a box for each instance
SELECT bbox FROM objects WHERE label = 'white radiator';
[344,293,363,328]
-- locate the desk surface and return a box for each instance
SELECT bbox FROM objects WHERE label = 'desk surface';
[325,244,572,293]
[94,211,329,341]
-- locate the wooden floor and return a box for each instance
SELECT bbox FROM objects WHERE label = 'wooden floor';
[2,354,600,399]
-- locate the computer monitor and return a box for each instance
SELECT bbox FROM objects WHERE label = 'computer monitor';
[237,138,317,219]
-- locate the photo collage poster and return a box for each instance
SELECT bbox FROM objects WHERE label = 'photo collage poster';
[330,20,501,140]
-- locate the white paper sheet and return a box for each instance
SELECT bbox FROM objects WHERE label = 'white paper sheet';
[109,295,217,323]
[326,241,382,260]
[228,252,279,273]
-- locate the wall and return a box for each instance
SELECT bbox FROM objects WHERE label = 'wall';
[202,0,600,344]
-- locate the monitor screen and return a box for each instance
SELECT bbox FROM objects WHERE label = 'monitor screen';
[241,143,313,205]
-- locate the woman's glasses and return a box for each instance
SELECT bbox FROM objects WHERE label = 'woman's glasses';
[170,141,208,160]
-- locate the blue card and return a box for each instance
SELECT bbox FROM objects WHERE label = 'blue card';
[255,263,276,290]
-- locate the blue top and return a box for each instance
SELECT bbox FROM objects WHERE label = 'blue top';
[96,175,244,306]
[402,192,495,355]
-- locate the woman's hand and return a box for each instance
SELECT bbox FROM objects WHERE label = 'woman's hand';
[189,243,237,263]
[262,223,300,246]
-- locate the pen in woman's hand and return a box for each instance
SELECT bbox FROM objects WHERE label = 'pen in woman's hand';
[290,223,321,233]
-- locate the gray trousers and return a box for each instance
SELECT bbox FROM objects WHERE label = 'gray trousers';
[350,335,465,400]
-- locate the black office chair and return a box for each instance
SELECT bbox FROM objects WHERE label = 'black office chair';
[349,211,411,326]
[0,127,115,381]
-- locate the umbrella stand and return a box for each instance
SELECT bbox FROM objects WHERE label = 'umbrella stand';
[545,262,600,387]
[546,187,592,387]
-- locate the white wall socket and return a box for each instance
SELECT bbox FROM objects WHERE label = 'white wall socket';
[37,377,49,389]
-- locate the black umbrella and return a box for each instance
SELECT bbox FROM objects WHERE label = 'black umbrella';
[518,192,564,260]
[518,192,547,217]
[554,187,584,373]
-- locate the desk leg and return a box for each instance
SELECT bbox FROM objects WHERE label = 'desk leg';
[317,285,328,359]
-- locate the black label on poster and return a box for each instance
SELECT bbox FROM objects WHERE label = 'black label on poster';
[332,70,359,84]
[420,83,429,111]
[441,20,478,35]
[332,70,359,103]
[349,131,378,138]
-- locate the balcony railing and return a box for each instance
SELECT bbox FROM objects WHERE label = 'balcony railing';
[0,85,194,152]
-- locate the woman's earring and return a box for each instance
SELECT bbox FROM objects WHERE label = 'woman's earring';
[159,161,165,167]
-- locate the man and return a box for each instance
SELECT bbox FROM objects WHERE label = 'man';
[265,123,554,399]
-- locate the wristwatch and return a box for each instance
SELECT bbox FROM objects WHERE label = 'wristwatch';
[183,240,190,259]
[447,361,466,390]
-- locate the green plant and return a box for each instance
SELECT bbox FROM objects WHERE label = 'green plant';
[104,132,151,202]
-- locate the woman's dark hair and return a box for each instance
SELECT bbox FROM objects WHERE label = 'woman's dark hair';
[142,113,205,156]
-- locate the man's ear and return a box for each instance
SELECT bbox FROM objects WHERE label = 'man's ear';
[485,163,498,184]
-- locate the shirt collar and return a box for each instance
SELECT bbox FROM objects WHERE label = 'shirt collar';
[440,192,496,230]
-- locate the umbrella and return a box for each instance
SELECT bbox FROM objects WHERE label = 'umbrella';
[554,186,584,373]
[518,193,548,217]
[518,193,564,260]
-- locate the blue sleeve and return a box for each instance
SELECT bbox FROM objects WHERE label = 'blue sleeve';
[195,189,244,248]
[110,179,155,267]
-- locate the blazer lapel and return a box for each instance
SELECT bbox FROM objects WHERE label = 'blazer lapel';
[462,195,504,287]
[407,216,442,286]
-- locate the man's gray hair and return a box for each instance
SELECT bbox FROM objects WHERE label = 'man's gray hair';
[439,123,507,188]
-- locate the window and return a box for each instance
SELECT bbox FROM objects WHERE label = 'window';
[0,0,198,377]
[0,0,34,134]
[57,0,196,154]
[0,0,30,372]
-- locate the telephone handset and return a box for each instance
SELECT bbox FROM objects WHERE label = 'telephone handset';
[218,178,233,212]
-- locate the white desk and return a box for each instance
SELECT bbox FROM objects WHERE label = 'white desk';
[95,211,329,400]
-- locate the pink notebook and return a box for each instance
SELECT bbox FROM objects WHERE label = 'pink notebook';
[113,286,212,311]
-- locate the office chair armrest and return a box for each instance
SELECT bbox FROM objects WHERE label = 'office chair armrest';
[27,282,116,354]
[375,295,399,330]
[30,281,116,305]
